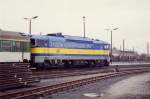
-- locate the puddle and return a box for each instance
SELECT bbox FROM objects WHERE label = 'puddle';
[83,93,100,97]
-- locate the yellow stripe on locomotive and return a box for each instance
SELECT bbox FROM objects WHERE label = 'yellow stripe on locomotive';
[31,48,110,55]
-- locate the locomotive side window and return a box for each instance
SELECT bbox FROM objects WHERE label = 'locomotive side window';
[43,40,48,47]
[36,39,45,47]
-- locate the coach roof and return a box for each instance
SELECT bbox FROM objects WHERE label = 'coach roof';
[0,29,29,41]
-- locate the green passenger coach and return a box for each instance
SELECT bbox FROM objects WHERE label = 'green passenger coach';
[0,29,30,62]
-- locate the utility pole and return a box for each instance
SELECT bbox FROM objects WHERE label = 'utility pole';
[83,16,86,38]
[24,16,38,37]
[147,42,149,56]
[123,39,125,61]
[110,30,112,57]
[120,45,122,51]
[24,16,38,62]
[105,28,118,62]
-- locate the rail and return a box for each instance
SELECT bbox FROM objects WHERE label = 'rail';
[0,67,150,99]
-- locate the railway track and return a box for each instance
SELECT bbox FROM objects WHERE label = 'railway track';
[1,66,150,99]
[32,64,150,79]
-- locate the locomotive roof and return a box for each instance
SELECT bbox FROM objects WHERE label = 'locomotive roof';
[32,33,109,44]
[31,35,66,42]
[0,29,29,41]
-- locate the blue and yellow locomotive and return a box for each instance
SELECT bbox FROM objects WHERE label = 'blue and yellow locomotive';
[31,33,110,68]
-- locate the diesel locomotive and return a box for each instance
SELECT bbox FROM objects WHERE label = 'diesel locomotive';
[30,33,110,68]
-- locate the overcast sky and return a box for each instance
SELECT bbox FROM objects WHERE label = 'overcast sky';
[0,0,150,54]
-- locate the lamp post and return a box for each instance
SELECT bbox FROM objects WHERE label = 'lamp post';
[23,16,38,63]
[24,16,38,36]
[83,16,86,38]
[106,28,118,62]
[147,42,149,56]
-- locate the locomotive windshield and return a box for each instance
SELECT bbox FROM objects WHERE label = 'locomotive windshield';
[104,44,110,50]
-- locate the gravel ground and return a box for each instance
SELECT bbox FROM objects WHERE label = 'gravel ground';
[40,74,133,99]
[39,72,150,99]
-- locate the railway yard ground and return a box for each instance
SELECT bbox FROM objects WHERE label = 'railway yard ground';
[1,62,150,99]
[48,72,150,99]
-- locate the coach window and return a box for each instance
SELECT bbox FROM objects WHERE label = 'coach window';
[12,41,16,52]
[16,42,21,51]
[26,42,30,52]
[1,40,11,51]
[20,42,29,52]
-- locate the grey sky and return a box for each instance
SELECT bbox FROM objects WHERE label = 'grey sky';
[0,0,150,53]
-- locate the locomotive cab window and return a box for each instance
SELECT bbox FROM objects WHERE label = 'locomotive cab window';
[104,44,108,50]
[31,39,36,46]
[104,44,110,50]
